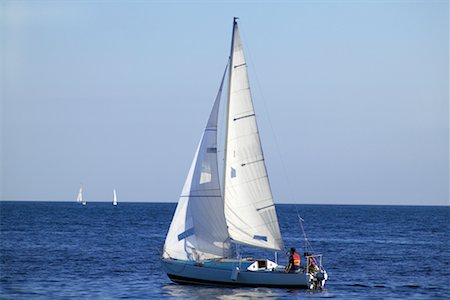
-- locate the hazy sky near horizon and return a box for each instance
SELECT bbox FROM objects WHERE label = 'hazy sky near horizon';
[1,1,448,205]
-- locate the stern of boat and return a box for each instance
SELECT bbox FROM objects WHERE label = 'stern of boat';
[305,254,328,289]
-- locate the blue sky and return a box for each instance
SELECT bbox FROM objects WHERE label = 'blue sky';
[1,1,448,205]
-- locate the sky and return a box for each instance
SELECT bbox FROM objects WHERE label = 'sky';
[1,0,448,205]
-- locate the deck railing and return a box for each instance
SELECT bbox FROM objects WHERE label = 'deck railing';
[305,254,322,274]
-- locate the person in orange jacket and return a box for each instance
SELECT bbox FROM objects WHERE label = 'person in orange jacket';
[285,247,301,273]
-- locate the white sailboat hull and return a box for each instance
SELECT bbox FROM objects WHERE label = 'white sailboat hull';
[162,259,327,289]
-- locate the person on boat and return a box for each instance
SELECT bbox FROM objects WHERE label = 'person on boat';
[285,247,301,273]
[304,252,319,274]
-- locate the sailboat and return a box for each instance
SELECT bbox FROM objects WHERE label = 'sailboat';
[76,186,86,205]
[113,189,118,206]
[161,18,328,289]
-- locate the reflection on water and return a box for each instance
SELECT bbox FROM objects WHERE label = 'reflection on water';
[162,283,330,299]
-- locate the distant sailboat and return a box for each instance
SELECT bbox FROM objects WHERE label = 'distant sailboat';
[76,186,83,204]
[113,189,118,206]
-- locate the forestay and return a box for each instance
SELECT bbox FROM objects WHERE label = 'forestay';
[163,69,231,261]
[223,20,284,251]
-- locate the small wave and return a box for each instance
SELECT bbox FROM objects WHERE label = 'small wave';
[403,284,420,288]
[373,285,386,288]
[350,283,369,287]
[113,269,133,273]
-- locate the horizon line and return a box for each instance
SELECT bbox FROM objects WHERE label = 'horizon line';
[0,199,448,207]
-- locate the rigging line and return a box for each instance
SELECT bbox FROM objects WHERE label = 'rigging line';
[239,21,296,206]
[296,209,314,253]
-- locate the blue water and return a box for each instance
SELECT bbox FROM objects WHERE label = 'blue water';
[1,202,449,299]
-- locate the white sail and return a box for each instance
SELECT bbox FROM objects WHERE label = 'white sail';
[223,20,284,251]
[163,68,231,261]
[76,187,83,203]
[113,189,117,206]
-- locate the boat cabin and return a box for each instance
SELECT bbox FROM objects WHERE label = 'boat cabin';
[247,259,279,271]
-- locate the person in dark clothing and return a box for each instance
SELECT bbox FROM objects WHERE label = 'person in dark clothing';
[285,247,301,273]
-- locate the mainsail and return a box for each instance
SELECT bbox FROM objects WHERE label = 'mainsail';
[223,19,284,251]
[163,68,231,261]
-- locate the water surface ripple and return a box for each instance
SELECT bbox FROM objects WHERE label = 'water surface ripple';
[1,202,449,299]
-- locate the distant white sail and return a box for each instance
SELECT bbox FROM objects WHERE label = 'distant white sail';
[163,67,231,261]
[113,189,117,206]
[223,21,284,251]
[76,187,83,203]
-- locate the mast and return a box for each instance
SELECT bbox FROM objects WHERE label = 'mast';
[222,17,237,199]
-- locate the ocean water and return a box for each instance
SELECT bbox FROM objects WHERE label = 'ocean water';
[1,202,449,299]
